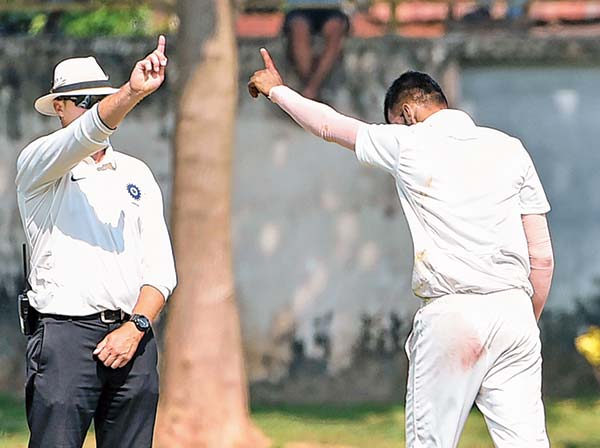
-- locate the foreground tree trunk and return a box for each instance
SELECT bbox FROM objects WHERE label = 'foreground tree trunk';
[155,0,269,446]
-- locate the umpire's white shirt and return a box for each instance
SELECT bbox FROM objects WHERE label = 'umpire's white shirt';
[16,104,177,316]
[356,109,550,299]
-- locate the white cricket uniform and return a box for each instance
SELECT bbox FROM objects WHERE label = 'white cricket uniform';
[355,109,550,447]
[16,104,176,316]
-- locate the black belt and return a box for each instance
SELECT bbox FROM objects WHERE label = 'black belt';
[39,309,130,324]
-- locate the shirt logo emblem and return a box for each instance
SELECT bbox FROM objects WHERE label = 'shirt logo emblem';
[127,183,142,201]
[70,174,85,182]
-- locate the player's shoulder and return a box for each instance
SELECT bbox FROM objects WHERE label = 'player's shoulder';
[476,125,526,152]
[113,150,163,199]
[113,151,155,177]
[364,122,413,133]
[361,122,416,144]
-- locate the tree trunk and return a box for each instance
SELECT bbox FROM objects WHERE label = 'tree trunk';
[154,0,269,446]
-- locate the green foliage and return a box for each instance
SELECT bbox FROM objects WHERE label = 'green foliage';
[0,7,157,37]
[28,13,47,35]
[540,280,600,397]
[59,6,152,37]
[0,11,36,34]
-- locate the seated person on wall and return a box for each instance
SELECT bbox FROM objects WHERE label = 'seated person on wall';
[283,0,350,99]
[463,0,528,22]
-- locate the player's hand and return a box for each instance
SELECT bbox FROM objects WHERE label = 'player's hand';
[93,322,144,369]
[248,48,284,98]
[129,35,168,97]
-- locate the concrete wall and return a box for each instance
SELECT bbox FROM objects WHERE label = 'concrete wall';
[1,35,600,400]
[461,66,600,304]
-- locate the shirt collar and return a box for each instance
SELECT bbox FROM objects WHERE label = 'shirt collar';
[83,143,117,170]
[423,109,476,134]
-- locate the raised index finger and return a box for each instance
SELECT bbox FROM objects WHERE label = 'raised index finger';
[157,35,166,55]
[260,48,277,72]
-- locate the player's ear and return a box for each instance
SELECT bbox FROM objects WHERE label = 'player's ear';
[402,103,416,125]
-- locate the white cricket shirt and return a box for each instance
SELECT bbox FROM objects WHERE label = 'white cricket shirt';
[356,109,550,298]
[16,104,177,315]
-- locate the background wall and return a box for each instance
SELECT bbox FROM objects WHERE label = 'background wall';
[1,35,599,401]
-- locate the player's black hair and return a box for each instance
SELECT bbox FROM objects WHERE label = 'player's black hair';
[383,71,448,124]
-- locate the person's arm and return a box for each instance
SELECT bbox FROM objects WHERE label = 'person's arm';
[517,145,552,321]
[94,172,176,369]
[16,105,115,194]
[93,286,166,369]
[16,36,168,195]
[97,34,167,129]
[269,86,362,151]
[249,48,364,151]
[522,214,554,321]
[137,171,177,303]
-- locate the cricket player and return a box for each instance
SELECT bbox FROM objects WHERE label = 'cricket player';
[248,49,554,447]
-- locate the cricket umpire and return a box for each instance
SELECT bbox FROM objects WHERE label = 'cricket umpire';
[249,50,554,447]
[15,35,176,447]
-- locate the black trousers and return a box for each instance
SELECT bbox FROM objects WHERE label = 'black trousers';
[283,8,350,35]
[25,316,159,448]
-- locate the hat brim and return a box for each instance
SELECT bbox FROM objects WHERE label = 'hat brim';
[34,86,120,116]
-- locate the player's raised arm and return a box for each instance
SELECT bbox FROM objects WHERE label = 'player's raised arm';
[248,48,363,151]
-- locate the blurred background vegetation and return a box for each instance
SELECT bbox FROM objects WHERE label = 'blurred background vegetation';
[0,1,176,36]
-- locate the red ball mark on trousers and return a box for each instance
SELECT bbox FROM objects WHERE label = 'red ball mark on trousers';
[461,338,485,370]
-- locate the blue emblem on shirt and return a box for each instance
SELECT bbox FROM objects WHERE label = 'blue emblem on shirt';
[127,183,141,201]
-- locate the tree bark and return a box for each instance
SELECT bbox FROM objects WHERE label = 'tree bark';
[154,0,269,446]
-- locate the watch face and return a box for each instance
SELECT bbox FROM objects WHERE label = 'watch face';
[133,315,150,331]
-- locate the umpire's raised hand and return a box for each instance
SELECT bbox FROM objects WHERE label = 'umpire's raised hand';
[98,35,168,129]
[129,35,168,97]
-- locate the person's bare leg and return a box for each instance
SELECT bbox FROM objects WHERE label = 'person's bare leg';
[303,17,346,99]
[288,17,313,81]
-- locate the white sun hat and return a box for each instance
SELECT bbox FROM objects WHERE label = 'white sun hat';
[34,56,120,116]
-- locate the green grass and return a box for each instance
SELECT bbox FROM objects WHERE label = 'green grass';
[0,394,28,448]
[252,400,600,447]
[2,394,600,447]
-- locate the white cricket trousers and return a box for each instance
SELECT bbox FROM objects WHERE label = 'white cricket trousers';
[404,288,549,448]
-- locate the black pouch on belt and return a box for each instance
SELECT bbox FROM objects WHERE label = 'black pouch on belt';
[17,243,38,336]
[18,293,39,336]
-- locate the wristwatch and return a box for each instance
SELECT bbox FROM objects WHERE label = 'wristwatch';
[129,314,151,333]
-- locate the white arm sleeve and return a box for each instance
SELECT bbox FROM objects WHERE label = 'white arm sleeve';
[140,171,177,301]
[522,213,554,320]
[16,104,114,196]
[269,85,363,151]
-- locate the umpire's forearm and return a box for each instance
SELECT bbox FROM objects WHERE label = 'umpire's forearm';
[131,285,166,324]
[97,83,145,130]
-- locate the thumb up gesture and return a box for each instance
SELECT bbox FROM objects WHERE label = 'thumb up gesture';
[248,48,284,98]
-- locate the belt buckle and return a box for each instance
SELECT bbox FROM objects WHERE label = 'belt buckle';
[100,310,124,324]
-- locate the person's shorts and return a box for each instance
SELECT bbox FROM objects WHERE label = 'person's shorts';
[283,8,350,35]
